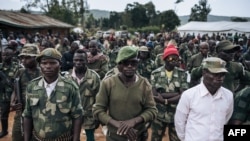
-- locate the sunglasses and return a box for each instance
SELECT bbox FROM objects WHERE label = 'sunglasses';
[120,60,138,67]
[166,57,179,62]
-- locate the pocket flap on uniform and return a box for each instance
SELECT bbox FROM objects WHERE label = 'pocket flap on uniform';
[30,98,39,106]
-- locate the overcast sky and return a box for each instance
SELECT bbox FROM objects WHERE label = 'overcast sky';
[1,0,250,17]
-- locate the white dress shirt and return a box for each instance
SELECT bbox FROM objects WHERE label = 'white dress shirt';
[175,82,233,141]
[44,78,58,97]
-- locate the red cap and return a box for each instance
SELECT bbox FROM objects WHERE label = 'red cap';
[162,44,179,60]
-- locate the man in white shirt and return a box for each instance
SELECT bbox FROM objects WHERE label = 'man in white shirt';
[175,57,234,141]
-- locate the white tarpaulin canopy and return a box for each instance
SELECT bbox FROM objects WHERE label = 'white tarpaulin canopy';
[177,21,250,36]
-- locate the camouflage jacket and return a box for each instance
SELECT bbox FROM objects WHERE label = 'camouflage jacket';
[14,67,42,104]
[151,66,189,123]
[230,87,250,125]
[67,68,100,129]
[0,62,20,101]
[138,58,155,81]
[107,48,119,70]
[22,75,83,139]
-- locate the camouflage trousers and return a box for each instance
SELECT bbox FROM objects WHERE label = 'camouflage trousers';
[150,118,180,141]
[12,112,24,141]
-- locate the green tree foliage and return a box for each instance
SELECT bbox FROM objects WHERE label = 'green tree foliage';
[231,17,248,22]
[22,0,83,25]
[125,2,149,28]
[160,10,181,31]
[188,0,211,22]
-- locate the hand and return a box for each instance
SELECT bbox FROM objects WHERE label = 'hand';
[153,93,165,104]
[117,119,137,136]
[125,128,138,141]
[11,103,23,111]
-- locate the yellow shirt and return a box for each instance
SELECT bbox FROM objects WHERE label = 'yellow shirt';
[166,70,173,83]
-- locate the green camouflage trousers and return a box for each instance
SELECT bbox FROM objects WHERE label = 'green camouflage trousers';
[150,118,180,141]
[12,112,24,141]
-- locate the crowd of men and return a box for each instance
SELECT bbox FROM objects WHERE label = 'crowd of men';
[0,30,250,141]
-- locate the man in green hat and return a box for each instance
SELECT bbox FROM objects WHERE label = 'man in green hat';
[175,57,233,141]
[11,43,42,141]
[93,46,157,141]
[22,48,83,141]
[190,40,250,94]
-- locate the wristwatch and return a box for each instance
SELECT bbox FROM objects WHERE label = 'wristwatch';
[164,99,168,105]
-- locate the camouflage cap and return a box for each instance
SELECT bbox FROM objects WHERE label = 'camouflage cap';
[202,57,228,73]
[116,46,138,63]
[139,46,149,52]
[36,48,62,62]
[216,40,240,53]
[19,43,40,57]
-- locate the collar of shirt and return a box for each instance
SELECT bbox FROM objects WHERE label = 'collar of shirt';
[71,67,84,85]
[43,78,58,97]
[200,82,222,99]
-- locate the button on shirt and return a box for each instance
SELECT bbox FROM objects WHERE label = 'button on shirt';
[174,82,234,141]
[44,79,58,97]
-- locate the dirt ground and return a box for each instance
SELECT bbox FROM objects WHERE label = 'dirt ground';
[1,111,170,141]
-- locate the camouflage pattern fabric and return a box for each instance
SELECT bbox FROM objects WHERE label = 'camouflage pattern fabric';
[182,49,197,69]
[107,48,119,70]
[87,54,109,80]
[67,68,100,129]
[151,122,180,141]
[12,68,42,141]
[22,75,83,139]
[230,87,250,124]
[154,53,164,69]
[0,62,20,101]
[137,58,155,81]
[150,66,188,141]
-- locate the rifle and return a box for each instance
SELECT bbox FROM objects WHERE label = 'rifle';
[14,77,24,136]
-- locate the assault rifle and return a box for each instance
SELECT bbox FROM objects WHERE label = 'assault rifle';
[14,77,24,136]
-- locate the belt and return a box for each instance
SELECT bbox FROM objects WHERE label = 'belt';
[33,130,72,141]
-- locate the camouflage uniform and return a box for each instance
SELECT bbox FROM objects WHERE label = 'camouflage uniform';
[67,68,100,130]
[107,48,119,70]
[22,75,83,139]
[230,87,250,125]
[182,49,197,70]
[190,61,250,94]
[0,61,19,137]
[87,53,109,80]
[104,66,119,79]
[154,53,164,68]
[0,62,19,102]
[138,58,155,81]
[12,67,42,141]
[188,53,211,73]
[150,66,189,141]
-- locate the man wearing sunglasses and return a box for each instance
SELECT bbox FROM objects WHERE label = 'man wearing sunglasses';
[150,44,189,141]
[93,46,157,141]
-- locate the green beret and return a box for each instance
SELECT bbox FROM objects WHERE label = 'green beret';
[116,46,138,63]
[36,48,62,62]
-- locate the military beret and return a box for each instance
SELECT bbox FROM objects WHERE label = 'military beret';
[116,46,138,63]
[19,43,40,57]
[36,48,62,62]
[216,40,240,53]
[202,57,228,73]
